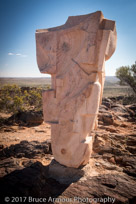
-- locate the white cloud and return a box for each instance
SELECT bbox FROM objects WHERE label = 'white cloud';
[8,52,28,57]
[8,52,14,55]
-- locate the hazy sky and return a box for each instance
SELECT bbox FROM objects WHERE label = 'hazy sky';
[0,0,136,77]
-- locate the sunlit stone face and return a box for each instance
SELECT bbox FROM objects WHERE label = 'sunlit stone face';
[36,11,117,168]
[36,31,56,74]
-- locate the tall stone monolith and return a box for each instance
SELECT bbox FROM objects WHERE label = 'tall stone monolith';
[36,11,117,168]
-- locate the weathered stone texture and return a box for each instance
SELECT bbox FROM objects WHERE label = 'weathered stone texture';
[36,11,117,168]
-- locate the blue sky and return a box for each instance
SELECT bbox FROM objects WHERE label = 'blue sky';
[0,0,136,77]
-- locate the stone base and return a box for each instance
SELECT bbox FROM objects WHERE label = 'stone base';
[48,159,92,184]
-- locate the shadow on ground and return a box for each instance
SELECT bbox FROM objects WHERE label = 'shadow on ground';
[0,161,70,203]
[0,161,136,204]
[0,140,136,203]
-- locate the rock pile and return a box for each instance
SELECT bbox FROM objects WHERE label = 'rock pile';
[0,97,136,203]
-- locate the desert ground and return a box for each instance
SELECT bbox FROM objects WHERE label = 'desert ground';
[0,77,136,203]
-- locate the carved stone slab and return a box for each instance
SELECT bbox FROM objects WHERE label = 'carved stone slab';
[36,11,117,168]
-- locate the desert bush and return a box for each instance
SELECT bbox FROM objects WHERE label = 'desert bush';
[0,84,44,113]
[116,61,136,94]
[0,85,23,113]
[26,88,42,110]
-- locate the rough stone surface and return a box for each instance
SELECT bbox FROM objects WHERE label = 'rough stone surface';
[48,159,97,184]
[36,11,117,168]
[0,98,136,203]
[0,140,51,160]
[7,111,43,126]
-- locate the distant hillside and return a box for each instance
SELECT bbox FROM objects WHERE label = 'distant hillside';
[105,76,119,87]
[0,76,132,97]
[0,76,119,88]
[0,77,51,88]
[104,76,132,97]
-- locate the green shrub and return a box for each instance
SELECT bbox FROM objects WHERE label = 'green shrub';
[0,84,44,113]
[116,61,136,94]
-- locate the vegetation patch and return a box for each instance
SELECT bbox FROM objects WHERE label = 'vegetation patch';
[0,84,50,114]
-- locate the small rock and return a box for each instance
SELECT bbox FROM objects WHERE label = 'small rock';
[0,140,52,160]
[15,137,19,141]
[99,160,121,171]
[95,162,100,166]
[8,111,43,125]
[98,112,114,125]
[111,104,127,113]
[109,157,116,164]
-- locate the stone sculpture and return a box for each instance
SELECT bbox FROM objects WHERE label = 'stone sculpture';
[36,11,117,168]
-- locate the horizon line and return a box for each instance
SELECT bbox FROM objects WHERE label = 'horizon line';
[0,76,117,78]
